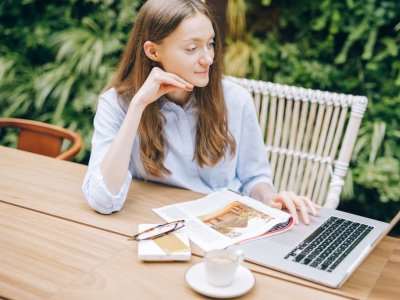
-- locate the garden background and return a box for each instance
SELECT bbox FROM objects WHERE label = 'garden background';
[1,0,399,235]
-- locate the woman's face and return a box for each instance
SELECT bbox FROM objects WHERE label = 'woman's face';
[148,13,215,87]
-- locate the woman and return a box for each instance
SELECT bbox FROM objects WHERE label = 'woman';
[82,0,322,225]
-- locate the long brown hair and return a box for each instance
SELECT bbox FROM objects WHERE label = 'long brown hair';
[102,0,236,178]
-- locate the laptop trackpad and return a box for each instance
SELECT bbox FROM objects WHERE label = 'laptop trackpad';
[267,217,325,247]
[267,230,304,247]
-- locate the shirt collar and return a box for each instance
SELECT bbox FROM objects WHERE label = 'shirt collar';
[157,93,197,111]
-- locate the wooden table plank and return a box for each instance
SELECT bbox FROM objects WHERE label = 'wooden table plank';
[0,146,398,299]
[0,146,204,237]
[367,240,400,300]
[0,203,130,300]
[49,244,349,300]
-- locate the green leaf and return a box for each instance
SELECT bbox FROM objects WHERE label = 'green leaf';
[52,75,76,123]
[381,37,398,57]
[335,17,369,64]
[362,27,378,60]
[369,121,386,164]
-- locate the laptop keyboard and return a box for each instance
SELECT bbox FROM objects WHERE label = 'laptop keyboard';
[284,216,374,272]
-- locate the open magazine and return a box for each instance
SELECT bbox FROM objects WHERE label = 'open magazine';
[152,189,294,251]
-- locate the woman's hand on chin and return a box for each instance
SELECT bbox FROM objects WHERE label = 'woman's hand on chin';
[133,67,194,107]
[262,191,322,226]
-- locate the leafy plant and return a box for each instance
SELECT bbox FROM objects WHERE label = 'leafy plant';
[225,0,261,78]
[0,0,140,162]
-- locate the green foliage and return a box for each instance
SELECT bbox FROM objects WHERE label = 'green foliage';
[355,157,400,203]
[225,0,261,78]
[0,0,140,163]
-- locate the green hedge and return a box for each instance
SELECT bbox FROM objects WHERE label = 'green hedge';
[0,0,141,162]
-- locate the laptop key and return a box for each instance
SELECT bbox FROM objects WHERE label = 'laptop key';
[326,255,337,262]
[293,254,306,262]
[298,244,306,250]
[320,253,329,259]
[318,264,329,270]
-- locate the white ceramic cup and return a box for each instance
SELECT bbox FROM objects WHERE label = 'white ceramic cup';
[204,249,245,287]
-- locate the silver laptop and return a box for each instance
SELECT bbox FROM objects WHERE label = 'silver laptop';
[227,207,400,288]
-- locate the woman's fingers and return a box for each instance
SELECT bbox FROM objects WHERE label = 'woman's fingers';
[137,67,194,106]
[267,199,282,210]
[262,193,283,210]
[152,67,193,89]
[159,76,189,90]
[279,192,300,225]
[300,196,322,216]
[163,83,192,93]
[263,191,323,226]
[298,195,316,216]
[167,73,194,89]
[289,192,310,225]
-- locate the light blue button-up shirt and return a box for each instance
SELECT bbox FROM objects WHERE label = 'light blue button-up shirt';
[82,79,274,214]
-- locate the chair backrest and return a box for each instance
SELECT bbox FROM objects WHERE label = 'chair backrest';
[0,118,83,161]
[226,76,368,209]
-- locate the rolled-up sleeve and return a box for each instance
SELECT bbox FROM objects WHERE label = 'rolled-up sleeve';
[82,90,132,214]
[236,88,275,197]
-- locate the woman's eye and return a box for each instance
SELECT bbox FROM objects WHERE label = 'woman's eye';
[187,42,215,52]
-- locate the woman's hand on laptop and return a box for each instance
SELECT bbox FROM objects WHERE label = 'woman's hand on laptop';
[262,191,322,226]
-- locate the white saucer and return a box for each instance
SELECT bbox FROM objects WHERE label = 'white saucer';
[185,262,255,298]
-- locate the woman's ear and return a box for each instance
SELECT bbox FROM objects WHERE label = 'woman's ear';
[143,41,161,63]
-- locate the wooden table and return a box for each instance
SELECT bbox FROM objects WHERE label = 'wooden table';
[0,146,399,300]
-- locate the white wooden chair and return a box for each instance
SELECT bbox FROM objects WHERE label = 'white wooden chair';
[226,76,368,209]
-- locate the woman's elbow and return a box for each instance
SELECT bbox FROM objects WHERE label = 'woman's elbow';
[82,185,114,214]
